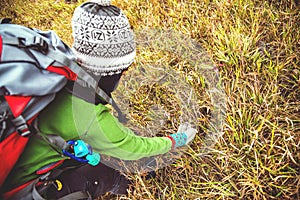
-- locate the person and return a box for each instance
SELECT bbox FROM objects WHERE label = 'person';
[2,0,197,199]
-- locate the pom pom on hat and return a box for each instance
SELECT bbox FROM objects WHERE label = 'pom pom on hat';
[72,1,136,76]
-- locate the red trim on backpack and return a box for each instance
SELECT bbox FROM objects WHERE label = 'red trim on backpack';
[0,132,29,187]
[4,96,31,117]
[4,160,65,199]
[3,180,45,200]
[47,66,78,81]
[0,115,37,187]
[0,35,2,61]
[3,179,44,200]
[3,179,34,200]
[36,159,65,175]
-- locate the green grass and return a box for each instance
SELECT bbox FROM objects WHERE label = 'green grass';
[1,0,299,199]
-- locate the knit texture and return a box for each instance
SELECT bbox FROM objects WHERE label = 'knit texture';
[71,2,136,76]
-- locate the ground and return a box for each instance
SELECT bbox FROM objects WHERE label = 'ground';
[1,0,299,199]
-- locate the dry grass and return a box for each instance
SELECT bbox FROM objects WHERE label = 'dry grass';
[1,0,299,199]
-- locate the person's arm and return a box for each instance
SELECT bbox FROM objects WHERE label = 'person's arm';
[85,105,173,160]
[38,91,196,161]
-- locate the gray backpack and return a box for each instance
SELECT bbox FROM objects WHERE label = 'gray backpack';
[0,22,124,195]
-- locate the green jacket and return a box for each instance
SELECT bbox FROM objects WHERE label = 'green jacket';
[5,90,172,190]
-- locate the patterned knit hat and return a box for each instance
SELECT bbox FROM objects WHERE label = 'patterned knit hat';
[71,0,136,76]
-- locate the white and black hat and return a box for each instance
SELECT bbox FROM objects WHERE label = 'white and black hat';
[71,0,136,76]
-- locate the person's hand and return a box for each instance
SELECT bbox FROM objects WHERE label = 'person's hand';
[168,122,197,148]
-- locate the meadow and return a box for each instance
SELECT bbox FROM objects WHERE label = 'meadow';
[1,0,299,199]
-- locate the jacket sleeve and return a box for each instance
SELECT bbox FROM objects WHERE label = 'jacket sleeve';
[84,105,173,161]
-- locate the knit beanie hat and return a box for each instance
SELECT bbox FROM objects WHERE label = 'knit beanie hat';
[71,0,136,76]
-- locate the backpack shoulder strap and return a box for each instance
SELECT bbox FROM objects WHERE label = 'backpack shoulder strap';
[9,168,92,200]
[1,35,110,103]
[0,97,33,141]
[1,34,127,122]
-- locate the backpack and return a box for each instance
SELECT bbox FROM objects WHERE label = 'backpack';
[0,22,125,196]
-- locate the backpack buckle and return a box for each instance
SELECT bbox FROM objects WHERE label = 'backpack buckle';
[11,115,31,137]
[17,36,49,54]
[31,36,48,54]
